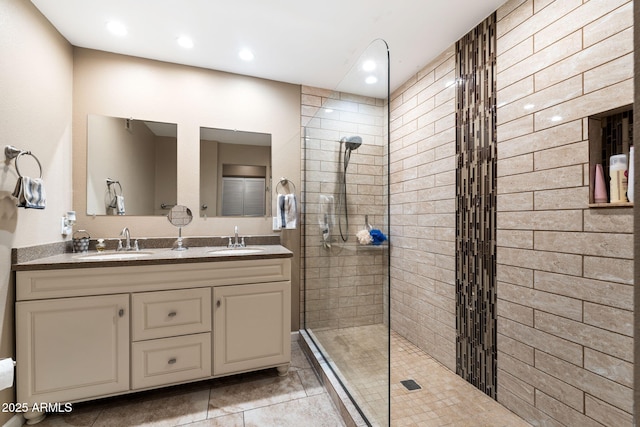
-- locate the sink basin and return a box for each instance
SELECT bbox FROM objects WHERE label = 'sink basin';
[208,248,264,255]
[74,251,154,261]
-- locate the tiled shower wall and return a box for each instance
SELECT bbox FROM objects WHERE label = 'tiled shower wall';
[390,0,634,426]
[495,0,633,425]
[389,46,458,370]
[301,86,388,330]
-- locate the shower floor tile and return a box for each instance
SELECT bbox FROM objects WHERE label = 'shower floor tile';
[313,324,531,426]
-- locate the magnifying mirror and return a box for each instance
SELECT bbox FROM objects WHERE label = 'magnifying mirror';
[167,205,193,251]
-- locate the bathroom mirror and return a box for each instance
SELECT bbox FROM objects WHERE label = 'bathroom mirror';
[86,115,177,216]
[199,127,271,217]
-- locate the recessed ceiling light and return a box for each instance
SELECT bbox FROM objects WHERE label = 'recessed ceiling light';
[106,21,127,37]
[239,49,254,61]
[362,60,376,72]
[177,36,194,49]
[365,75,378,85]
[551,115,563,122]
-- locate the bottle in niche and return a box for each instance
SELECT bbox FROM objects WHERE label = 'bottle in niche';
[628,146,634,203]
[96,238,106,252]
[594,164,607,203]
[609,154,628,203]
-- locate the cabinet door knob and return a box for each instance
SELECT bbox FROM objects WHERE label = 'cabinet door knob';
[118,308,125,317]
[168,358,177,365]
[168,311,177,317]
[216,299,221,308]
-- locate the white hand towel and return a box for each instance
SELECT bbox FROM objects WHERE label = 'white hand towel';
[285,194,297,229]
[12,176,46,209]
[277,194,286,228]
[115,195,125,215]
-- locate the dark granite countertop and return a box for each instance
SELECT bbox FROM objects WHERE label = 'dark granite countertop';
[13,238,293,271]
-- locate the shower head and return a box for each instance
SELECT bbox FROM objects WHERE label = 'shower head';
[340,136,362,151]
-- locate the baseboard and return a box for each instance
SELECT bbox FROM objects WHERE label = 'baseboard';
[2,414,24,427]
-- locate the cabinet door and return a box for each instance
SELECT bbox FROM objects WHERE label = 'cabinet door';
[16,294,129,404]
[213,281,290,376]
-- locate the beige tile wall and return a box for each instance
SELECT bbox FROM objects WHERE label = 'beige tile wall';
[390,0,634,425]
[389,46,457,371]
[301,86,388,331]
[496,0,633,426]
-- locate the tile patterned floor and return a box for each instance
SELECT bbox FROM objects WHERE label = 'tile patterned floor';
[34,327,532,427]
[314,324,532,427]
[33,333,345,427]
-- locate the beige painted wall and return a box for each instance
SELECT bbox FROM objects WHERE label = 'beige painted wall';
[87,115,161,215]
[73,48,302,330]
[0,0,74,421]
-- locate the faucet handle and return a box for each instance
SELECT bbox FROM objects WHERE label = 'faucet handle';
[116,239,123,251]
[228,237,233,248]
[134,239,140,251]
[241,237,246,247]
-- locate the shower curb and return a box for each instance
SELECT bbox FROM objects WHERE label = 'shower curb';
[298,329,369,427]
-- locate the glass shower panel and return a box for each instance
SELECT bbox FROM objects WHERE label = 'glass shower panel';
[302,39,390,426]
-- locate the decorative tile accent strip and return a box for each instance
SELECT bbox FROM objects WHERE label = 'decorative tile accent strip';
[455,12,498,399]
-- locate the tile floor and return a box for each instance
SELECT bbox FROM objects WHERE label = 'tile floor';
[35,327,532,427]
[32,333,345,427]
[313,324,531,427]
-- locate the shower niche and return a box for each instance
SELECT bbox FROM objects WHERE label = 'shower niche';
[588,105,633,207]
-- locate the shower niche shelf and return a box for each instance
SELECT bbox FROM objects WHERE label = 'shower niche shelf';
[588,105,633,208]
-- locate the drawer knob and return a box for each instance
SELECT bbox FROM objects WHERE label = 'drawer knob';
[118,308,125,317]
[168,358,177,365]
[168,311,177,318]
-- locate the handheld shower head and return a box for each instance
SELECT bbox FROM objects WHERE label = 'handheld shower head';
[340,136,362,151]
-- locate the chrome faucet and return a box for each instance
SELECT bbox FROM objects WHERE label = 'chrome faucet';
[227,226,246,248]
[118,227,138,251]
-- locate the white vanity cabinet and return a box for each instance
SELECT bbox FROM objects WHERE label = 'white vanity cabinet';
[213,281,291,376]
[15,256,291,423]
[131,288,212,389]
[16,294,130,406]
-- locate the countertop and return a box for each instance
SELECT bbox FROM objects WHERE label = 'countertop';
[13,245,293,271]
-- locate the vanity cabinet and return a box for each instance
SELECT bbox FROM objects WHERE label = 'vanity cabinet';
[213,281,291,376]
[16,294,129,405]
[15,257,291,423]
[131,288,212,389]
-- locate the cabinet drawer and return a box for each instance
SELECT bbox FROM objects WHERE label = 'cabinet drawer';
[132,333,211,390]
[132,288,211,341]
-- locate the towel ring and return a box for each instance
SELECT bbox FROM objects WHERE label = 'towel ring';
[276,177,296,195]
[107,179,123,196]
[15,151,43,179]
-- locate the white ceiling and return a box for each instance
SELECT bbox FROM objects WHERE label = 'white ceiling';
[31,0,506,97]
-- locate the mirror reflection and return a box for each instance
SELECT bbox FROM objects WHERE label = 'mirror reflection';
[199,127,271,217]
[86,115,177,216]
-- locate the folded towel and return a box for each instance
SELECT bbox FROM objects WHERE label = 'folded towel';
[285,194,297,229]
[12,176,46,209]
[276,193,297,229]
[115,195,125,215]
[278,194,286,228]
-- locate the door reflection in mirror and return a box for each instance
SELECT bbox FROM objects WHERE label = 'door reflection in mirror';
[199,127,271,217]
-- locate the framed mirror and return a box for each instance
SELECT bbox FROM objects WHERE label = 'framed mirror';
[199,127,272,217]
[86,115,177,216]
